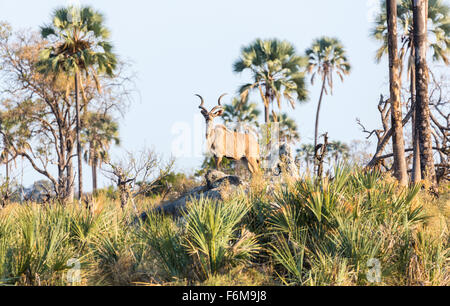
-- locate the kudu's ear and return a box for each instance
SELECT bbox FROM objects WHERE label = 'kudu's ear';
[209,93,227,118]
[211,109,224,118]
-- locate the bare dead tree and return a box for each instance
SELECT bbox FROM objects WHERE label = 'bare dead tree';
[429,71,449,183]
[359,73,448,183]
[357,95,413,169]
[315,133,329,178]
[102,148,174,211]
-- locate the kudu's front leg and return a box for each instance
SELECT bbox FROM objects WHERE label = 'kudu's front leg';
[215,156,223,170]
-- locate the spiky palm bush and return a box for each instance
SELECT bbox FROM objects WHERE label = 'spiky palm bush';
[0,212,13,283]
[268,166,447,285]
[0,205,77,285]
[87,208,148,285]
[183,197,260,280]
[270,166,351,241]
[139,212,192,282]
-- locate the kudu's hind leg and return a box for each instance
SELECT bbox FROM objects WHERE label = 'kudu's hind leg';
[247,157,260,174]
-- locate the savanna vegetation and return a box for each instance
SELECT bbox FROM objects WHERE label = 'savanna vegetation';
[0,1,448,286]
[0,168,448,285]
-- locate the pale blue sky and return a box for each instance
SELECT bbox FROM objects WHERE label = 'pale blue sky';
[1,0,400,189]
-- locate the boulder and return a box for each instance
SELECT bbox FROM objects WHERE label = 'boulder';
[205,170,228,188]
[141,170,246,219]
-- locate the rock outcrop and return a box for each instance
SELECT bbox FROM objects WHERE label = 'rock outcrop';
[140,170,246,219]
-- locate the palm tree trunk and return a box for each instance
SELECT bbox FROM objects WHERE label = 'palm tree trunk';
[75,72,83,200]
[387,0,408,186]
[412,0,437,188]
[264,104,270,124]
[66,139,75,201]
[264,85,270,124]
[314,76,327,172]
[410,48,422,183]
[92,157,98,195]
[67,160,74,201]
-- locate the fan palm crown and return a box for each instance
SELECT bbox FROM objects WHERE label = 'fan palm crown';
[305,36,351,172]
[269,113,300,144]
[306,37,351,95]
[38,6,117,79]
[371,0,449,65]
[233,38,308,123]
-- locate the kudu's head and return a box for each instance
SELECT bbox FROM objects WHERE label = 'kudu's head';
[196,94,227,123]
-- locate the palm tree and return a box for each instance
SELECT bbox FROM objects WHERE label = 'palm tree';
[269,113,300,144]
[296,144,315,172]
[328,141,350,163]
[38,6,117,200]
[371,0,449,183]
[233,39,308,124]
[222,96,261,127]
[82,112,120,194]
[305,37,351,172]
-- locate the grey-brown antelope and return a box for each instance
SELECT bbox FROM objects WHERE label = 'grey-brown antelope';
[196,94,261,174]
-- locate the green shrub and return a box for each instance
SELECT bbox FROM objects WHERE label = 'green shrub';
[139,213,191,282]
[183,197,260,280]
[2,205,76,285]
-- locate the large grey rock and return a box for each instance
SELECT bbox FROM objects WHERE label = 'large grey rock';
[205,170,228,188]
[210,174,245,189]
[141,170,246,219]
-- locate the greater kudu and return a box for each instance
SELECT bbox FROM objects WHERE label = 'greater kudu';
[196,94,261,174]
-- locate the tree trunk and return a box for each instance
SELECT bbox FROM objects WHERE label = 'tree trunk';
[5,158,10,203]
[412,0,437,188]
[75,72,83,200]
[410,47,422,183]
[314,76,327,172]
[264,84,271,124]
[387,0,408,186]
[66,139,75,201]
[5,159,8,183]
[67,162,75,201]
[264,104,270,124]
[92,157,98,195]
